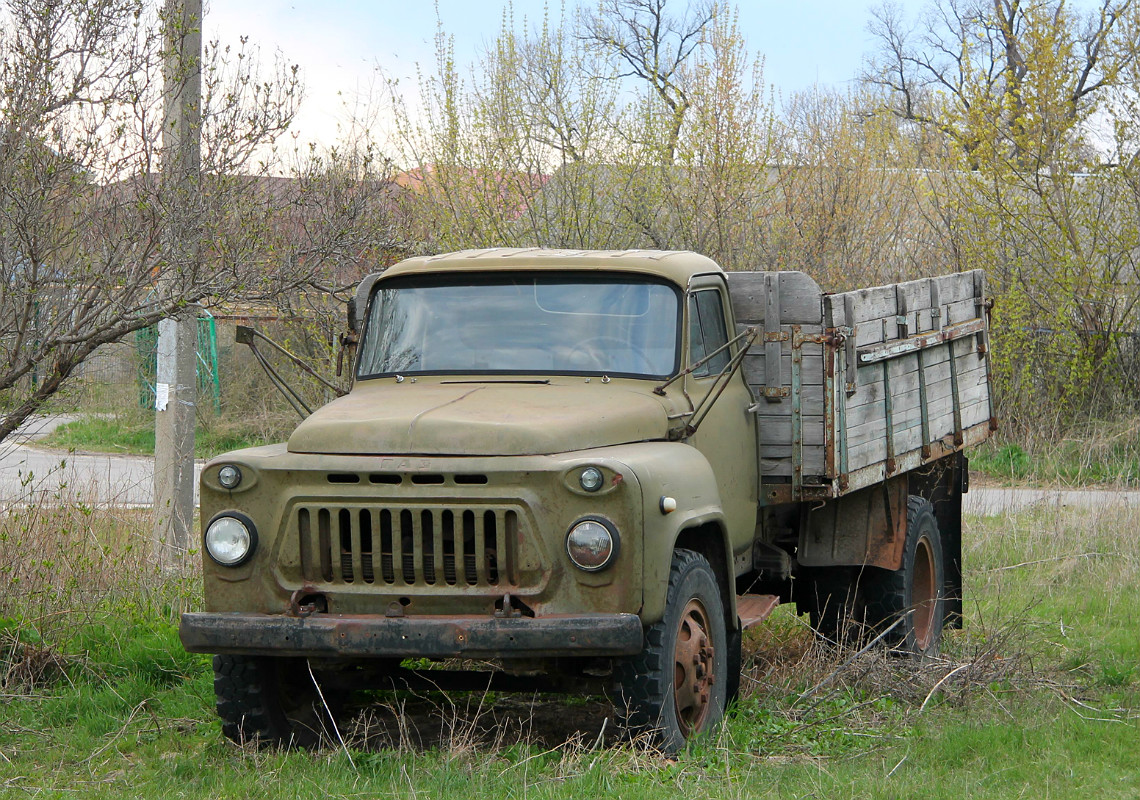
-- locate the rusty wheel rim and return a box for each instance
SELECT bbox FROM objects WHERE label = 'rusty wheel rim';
[673,597,715,736]
[912,536,937,650]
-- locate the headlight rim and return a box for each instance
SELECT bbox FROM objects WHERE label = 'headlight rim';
[565,516,620,572]
[203,511,258,567]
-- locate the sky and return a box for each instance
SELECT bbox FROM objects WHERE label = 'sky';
[205,0,928,149]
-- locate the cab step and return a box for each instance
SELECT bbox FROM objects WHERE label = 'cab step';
[737,594,780,630]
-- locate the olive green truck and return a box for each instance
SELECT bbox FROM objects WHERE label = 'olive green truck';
[180,248,994,752]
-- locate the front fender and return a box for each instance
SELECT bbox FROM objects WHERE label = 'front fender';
[605,442,735,628]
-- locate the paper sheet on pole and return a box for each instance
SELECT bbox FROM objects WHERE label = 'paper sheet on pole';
[155,382,170,411]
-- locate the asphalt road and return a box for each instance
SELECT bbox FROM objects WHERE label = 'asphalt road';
[965,486,1140,516]
[2,415,1138,515]
[0,414,202,507]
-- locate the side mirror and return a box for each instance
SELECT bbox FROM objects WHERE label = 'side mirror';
[350,271,384,334]
[340,271,383,378]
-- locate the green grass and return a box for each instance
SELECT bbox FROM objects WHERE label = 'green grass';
[1,502,1137,798]
[971,418,1140,486]
[39,412,278,460]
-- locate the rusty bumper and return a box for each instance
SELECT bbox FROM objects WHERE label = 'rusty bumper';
[179,611,645,659]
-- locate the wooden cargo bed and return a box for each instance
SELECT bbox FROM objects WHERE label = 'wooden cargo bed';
[726,269,995,502]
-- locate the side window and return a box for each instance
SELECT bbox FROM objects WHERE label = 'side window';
[688,289,730,378]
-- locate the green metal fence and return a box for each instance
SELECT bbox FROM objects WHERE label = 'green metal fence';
[135,313,221,413]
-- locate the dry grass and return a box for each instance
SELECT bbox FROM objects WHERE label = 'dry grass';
[726,498,1140,753]
[0,480,199,693]
[965,502,1139,585]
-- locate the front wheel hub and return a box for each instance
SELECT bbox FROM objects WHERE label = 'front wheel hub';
[673,598,715,736]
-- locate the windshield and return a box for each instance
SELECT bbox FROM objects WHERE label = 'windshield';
[356,273,680,379]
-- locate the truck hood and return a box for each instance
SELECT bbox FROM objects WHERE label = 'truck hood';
[287,380,671,456]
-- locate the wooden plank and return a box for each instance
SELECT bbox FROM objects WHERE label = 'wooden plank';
[896,272,977,311]
[763,273,782,399]
[893,425,923,457]
[743,352,825,387]
[944,297,980,325]
[897,277,933,314]
[847,360,989,423]
[845,398,990,468]
[726,271,822,325]
[815,271,991,482]
[761,449,827,475]
[824,270,981,330]
[839,419,992,495]
[856,317,986,365]
[754,393,826,417]
[737,323,825,342]
[898,274,980,334]
[848,407,989,469]
[846,340,983,412]
[915,378,989,435]
[824,293,843,328]
[757,417,827,446]
[845,284,899,325]
[845,384,989,452]
[961,398,992,428]
[868,348,988,409]
[852,304,982,354]
[854,320,887,347]
[845,382,986,450]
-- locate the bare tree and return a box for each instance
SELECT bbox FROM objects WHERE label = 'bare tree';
[865,0,1136,163]
[0,0,397,445]
[582,0,715,164]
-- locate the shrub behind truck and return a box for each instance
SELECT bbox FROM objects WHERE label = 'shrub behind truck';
[181,248,994,753]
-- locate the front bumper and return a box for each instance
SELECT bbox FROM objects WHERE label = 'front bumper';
[180,611,645,659]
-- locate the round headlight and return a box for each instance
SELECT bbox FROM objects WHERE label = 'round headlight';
[218,465,242,489]
[204,513,257,566]
[566,518,618,571]
[579,466,604,492]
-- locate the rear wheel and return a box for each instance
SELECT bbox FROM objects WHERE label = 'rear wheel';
[213,654,341,748]
[866,496,945,656]
[617,550,727,754]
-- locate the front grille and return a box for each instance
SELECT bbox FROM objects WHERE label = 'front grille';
[296,505,519,587]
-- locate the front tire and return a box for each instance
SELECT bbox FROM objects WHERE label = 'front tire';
[617,550,727,754]
[213,654,340,748]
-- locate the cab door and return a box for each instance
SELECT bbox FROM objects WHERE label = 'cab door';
[684,276,759,562]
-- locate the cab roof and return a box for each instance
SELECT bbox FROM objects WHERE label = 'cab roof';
[379,248,723,287]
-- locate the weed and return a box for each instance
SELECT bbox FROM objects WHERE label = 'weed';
[972,416,1140,486]
[973,442,1031,480]
[0,478,200,701]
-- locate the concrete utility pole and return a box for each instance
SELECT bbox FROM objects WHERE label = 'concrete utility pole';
[153,0,202,565]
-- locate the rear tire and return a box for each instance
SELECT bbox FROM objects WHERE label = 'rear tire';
[213,654,340,748]
[865,496,945,656]
[617,550,727,754]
